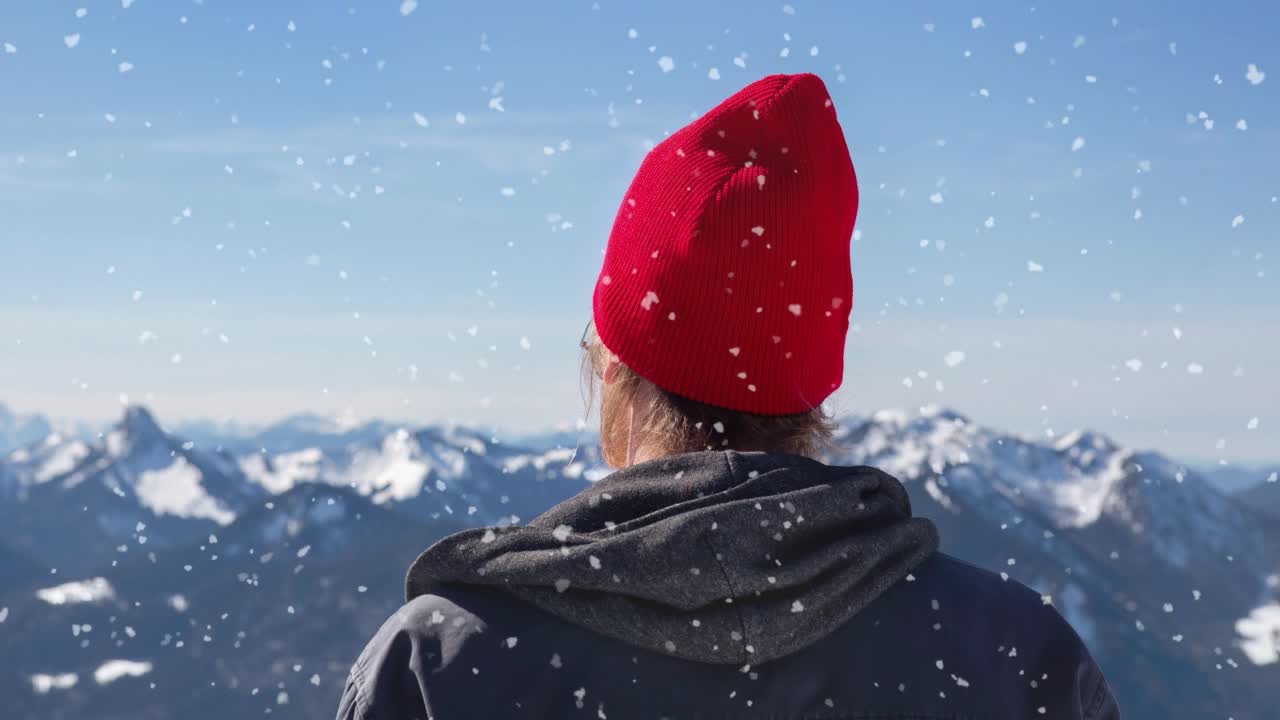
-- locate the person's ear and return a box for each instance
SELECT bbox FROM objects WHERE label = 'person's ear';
[602,353,623,384]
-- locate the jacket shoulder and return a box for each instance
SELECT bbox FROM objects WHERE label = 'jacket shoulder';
[904,552,1091,660]
[337,593,491,720]
[889,552,1119,719]
[915,552,1092,647]
[918,552,1050,606]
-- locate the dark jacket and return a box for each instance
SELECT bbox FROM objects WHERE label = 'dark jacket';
[337,450,1119,719]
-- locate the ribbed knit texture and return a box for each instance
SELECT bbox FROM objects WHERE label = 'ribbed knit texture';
[592,73,859,415]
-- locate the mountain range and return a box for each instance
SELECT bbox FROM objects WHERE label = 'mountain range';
[6,402,1271,497]
[0,403,1275,719]
[1239,480,1280,521]
[1196,462,1280,496]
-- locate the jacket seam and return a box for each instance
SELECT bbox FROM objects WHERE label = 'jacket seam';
[696,451,752,665]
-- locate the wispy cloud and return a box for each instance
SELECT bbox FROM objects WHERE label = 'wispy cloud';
[0,108,666,205]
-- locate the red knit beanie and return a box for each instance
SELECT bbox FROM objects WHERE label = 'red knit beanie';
[592,73,859,416]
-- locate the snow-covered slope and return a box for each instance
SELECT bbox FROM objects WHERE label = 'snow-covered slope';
[825,405,1279,717]
[237,422,596,525]
[833,405,1268,572]
[1,432,94,499]
[0,483,459,720]
[0,405,593,573]
[0,406,266,574]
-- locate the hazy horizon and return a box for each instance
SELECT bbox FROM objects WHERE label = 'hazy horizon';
[3,396,1274,471]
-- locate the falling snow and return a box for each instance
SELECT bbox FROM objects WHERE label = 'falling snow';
[0,3,1274,717]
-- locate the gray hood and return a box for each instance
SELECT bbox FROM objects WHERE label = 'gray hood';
[406,450,939,665]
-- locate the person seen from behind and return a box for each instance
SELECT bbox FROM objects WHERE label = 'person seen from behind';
[337,73,1120,720]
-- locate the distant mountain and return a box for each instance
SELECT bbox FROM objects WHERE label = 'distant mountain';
[0,406,267,575]
[161,417,256,449]
[0,406,592,574]
[1198,463,1280,495]
[1,402,1276,719]
[0,483,465,720]
[1238,478,1280,521]
[506,425,602,456]
[830,408,1279,718]
[173,412,401,455]
[0,403,100,456]
[234,422,595,525]
[0,403,53,455]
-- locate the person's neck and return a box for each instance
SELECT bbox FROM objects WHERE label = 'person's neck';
[625,441,799,467]
[625,442,666,467]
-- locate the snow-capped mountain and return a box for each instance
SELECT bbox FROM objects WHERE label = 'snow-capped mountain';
[164,410,601,526]
[0,403,53,455]
[835,407,1271,575]
[0,406,267,575]
[0,406,595,575]
[0,402,100,456]
[829,407,1279,718]
[1,402,1276,719]
[238,423,599,525]
[172,412,401,455]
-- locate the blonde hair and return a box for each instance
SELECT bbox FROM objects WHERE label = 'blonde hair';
[580,325,838,466]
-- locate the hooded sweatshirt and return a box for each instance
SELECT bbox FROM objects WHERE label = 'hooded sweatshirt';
[337,451,1118,719]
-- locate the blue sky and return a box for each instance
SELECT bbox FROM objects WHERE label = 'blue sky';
[0,0,1275,462]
